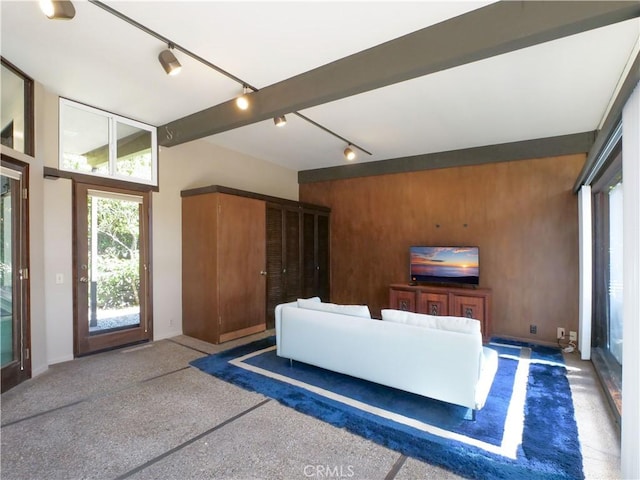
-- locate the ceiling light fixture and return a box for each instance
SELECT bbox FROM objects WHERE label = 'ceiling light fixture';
[273,115,287,127]
[236,85,251,111]
[344,145,356,161]
[40,0,76,19]
[158,45,181,76]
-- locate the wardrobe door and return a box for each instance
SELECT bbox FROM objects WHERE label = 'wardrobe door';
[316,212,330,301]
[302,211,316,298]
[182,193,219,344]
[217,194,266,342]
[265,204,284,329]
[283,208,302,302]
[302,210,330,301]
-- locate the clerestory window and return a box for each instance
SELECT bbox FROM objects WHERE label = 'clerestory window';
[59,98,157,186]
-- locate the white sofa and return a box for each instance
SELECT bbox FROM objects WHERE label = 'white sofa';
[275,299,499,416]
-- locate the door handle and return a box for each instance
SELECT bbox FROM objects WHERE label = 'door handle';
[260,271,268,276]
[79,276,89,283]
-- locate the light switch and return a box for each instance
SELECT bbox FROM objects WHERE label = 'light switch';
[55,273,64,284]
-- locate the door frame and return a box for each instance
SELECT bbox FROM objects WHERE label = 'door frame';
[73,182,152,355]
[0,155,31,392]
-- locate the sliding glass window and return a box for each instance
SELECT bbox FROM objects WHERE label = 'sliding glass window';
[591,147,622,418]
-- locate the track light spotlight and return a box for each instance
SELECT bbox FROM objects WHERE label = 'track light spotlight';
[40,0,76,19]
[158,46,182,76]
[344,145,356,161]
[273,115,287,127]
[235,85,251,111]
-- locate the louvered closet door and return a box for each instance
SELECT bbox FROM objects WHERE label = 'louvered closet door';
[283,208,302,301]
[302,212,316,298]
[316,213,330,301]
[265,205,283,329]
[302,210,330,301]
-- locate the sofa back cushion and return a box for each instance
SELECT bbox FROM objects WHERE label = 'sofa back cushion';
[298,298,371,319]
[381,309,480,334]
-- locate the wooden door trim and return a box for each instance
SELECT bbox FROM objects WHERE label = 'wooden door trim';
[0,155,31,392]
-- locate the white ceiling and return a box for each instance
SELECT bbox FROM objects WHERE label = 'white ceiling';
[1,1,639,172]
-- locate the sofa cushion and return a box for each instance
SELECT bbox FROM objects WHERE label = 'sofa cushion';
[381,309,480,334]
[298,298,371,319]
[296,297,321,307]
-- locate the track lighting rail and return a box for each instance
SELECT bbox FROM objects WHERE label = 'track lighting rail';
[293,113,372,156]
[88,0,254,90]
[87,0,370,159]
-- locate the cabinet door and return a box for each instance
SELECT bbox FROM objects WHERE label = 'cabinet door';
[284,208,302,301]
[390,289,416,312]
[418,292,448,315]
[302,211,330,301]
[316,213,330,301]
[451,295,485,322]
[182,193,219,343]
[265,205,284,329]
[217,194,266,340]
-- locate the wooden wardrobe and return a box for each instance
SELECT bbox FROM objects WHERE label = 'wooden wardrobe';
[181,186,330,344]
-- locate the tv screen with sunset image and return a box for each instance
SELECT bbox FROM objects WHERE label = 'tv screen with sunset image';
[409,246,479,285]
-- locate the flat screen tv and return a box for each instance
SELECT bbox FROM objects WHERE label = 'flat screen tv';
[409,246,479,286]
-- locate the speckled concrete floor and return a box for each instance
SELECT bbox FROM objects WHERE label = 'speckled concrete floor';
[0,333,620,480]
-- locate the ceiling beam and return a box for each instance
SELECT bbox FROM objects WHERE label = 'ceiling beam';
[298,132,596,183]
[159,1,640,147]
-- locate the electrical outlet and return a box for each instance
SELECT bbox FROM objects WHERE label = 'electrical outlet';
[530,324,537,334]
[557,327,565,339]
[569,331,577,342]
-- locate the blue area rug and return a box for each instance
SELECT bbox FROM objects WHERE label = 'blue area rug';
[191,337,583,480]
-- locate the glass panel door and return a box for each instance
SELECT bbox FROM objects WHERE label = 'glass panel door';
[74,183,151,355]
[608,182,623,364]
[1,159,30,392]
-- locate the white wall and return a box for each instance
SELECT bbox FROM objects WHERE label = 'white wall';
[621,81,640,480]
[151,141,298,340]
[43,178,73,364]
[23,82,299,365]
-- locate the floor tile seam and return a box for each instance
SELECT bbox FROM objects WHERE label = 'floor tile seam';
[384,454,408,480]
[165,338,213,355]
[0,399,85,429]
[114,398,272,480]
[0,366,190,429]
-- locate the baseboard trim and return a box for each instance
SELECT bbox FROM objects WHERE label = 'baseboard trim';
[31,364,49,378]
[47,354,74,366]
[153,329,183,341]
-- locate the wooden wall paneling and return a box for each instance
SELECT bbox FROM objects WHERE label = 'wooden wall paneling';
[300,154,585,344]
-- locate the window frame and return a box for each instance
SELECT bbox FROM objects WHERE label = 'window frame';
[0,58,35,157]
[59,98,158,187]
